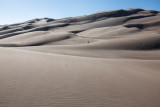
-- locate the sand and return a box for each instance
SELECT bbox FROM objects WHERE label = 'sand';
[0,8,160,107]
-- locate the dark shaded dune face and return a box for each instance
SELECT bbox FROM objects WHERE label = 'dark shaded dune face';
[124,24,144,29]
[23,25,33,30]
[0,8,160,52]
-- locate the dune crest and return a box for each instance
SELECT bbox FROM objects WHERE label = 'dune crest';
[0,8,159,51]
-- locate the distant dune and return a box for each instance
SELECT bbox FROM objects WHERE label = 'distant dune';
[0,8,160,107]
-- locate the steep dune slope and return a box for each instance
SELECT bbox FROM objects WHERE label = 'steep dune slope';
[0,8,159,51]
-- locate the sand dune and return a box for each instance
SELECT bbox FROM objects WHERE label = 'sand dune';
[0,8,160,107]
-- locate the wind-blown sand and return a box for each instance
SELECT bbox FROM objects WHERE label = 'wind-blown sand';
[0,8,160,107]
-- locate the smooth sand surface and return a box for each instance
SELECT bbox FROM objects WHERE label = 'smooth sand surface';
[0,8,160,107]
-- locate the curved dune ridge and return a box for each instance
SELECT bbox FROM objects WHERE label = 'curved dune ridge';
[0,8,159,51]
[0,8,160,107]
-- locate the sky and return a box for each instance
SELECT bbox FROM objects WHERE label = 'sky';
[0,0,160,25]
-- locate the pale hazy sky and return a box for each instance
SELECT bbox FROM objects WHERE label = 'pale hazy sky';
[0,0,160,25]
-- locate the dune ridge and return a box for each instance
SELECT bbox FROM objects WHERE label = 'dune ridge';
[0,8,159,51]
